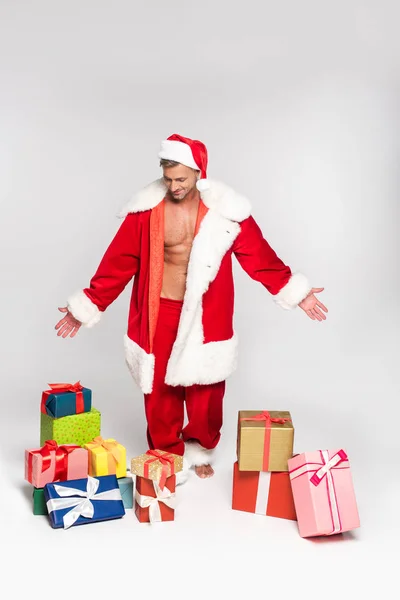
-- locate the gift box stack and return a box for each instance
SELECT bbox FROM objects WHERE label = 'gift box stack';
[25,382,133,528]
[130,449,183,524]
[233,410,297,520]
[232,409,360,537]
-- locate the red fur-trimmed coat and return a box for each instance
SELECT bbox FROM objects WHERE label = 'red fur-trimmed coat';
[67,179,311,394]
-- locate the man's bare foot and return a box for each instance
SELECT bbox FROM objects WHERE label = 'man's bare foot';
[194,464,214,479]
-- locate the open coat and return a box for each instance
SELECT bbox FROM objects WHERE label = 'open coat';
[67,179,311,394]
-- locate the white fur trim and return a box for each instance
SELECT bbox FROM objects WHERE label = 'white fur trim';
[200,180,252,222]
[196,178,210,192]
[274,273,311,310]
[184,442,216,467]
[67,290,102,327]
[118,179,166,218]
[118,179,251,223]
[165,209,240,386]
[124,334,155,394]
[166,334,238,387]
[158,140,200,171]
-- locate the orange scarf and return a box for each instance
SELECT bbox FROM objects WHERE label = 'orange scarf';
[148,198,208,352]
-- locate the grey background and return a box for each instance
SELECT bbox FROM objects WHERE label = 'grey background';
[1,1,398,597]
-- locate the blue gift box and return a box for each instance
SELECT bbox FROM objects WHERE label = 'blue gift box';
[118,476,133,509]
[44,475,125,529]
[41,385,92,418]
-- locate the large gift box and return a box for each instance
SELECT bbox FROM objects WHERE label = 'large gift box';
[44,474,125,529]
[232,461,297,520]
[40,407,101,447]
[33,488,48,515]
[131,449,183,489]
[25,440,88,487]
[288,449,360,537]
[118,476,133,509]
[41,381,92,418]
[135,475,176,523]
[84,437,126,478]
[237,410,294,471]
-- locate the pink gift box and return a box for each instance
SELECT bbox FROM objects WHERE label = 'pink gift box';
[25,441,88,487]
[288,449,360,538]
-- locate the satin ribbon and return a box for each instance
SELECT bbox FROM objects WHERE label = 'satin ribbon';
[310,449,348,486]
[41,381,85,414]
[135,481,176,523]
[143,450,175,490]
[46,475,122,529]
[289,449,349,535]
[86,437,122,474]
[27,440,80,482]
[240,411,291,471]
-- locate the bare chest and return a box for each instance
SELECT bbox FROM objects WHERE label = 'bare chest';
[164,204,198,249]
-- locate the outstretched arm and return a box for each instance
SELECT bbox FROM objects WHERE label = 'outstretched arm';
[55,213,141,337]
[232,215,328,320]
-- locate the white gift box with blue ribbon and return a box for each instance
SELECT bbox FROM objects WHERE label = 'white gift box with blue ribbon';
[44,474,125,529]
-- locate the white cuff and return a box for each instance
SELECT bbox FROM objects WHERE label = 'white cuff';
[67,290,102,327]
[184,441,216,467]
[273,273,311,310]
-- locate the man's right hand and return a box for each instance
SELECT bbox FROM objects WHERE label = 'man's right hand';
[55,307,82,338]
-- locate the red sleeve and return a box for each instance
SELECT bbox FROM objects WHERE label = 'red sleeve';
[232,215,292,295]
[67,213,141,326]
[84,213,140,310]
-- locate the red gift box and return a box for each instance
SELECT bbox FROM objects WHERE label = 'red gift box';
[232,461,297,520]
[135,475,176,523]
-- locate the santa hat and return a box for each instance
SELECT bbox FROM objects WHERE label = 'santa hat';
[158,133,210,191]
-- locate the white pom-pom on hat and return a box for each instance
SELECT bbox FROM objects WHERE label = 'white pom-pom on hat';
[196,178,210,192]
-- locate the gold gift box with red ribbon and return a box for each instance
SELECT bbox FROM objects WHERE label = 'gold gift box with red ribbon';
[84,437,126,478]
[131,450,183,490]
[237,410,294,472]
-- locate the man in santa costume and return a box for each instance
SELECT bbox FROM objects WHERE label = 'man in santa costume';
[55,134,328,482]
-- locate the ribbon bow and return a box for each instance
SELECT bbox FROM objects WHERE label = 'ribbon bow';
[47,381,83,394]
[87,437,122,464]
[42,381,85,414]
[31,440,80,481]
[46,475,122,529]
[135,481,176,523]
[310,450,348,486]
[240,411,291,425]
[144,450,175,490]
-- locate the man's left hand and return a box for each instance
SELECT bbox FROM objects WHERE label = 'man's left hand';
[298,287,328,321]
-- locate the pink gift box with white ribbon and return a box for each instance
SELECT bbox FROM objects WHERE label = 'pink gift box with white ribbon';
[288,449,360,538]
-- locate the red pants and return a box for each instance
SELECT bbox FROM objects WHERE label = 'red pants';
[144,297,225,457]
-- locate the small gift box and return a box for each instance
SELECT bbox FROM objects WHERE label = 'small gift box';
[84,437,126,478]
[237,410,294,471]
[288,449,360,537]
[44,474,125,529]
[118,476,133,509]
[40,407,101,447]
[33,488,48,515]
[25,440,88,487]
[232,461,297,520]
[41,381,92,418]
[135,475,176,523]
[131,449,183,489]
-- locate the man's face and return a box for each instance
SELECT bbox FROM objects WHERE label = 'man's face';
[162,164,199,201]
